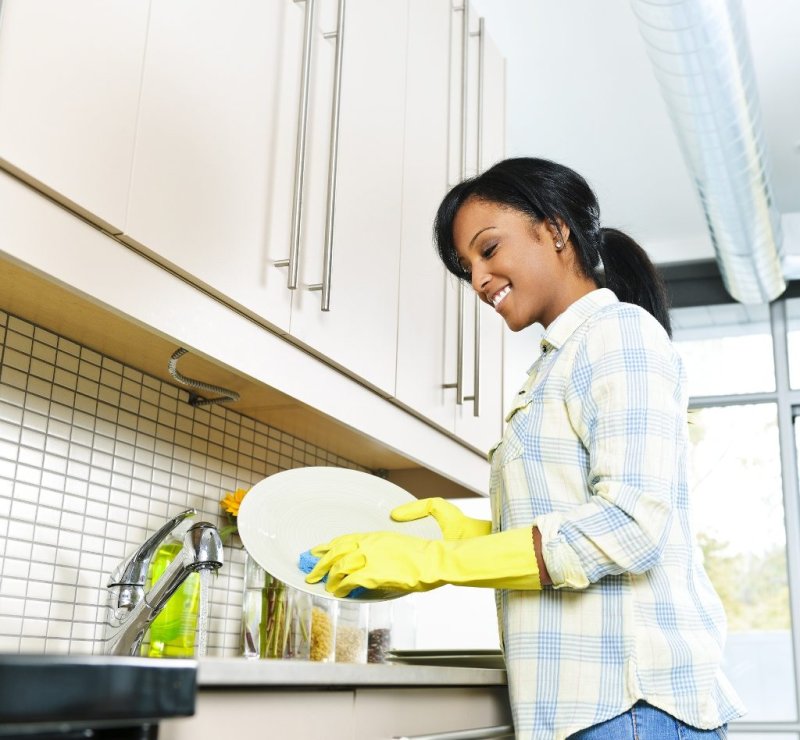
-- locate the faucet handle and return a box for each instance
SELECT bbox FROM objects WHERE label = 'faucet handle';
[108,508,197,587]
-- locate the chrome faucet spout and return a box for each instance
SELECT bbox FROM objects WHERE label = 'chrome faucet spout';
[103,514,224,656]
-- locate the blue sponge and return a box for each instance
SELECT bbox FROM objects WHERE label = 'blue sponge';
[298,549,367,598]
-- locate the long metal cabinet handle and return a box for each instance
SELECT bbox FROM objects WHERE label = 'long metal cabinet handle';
[465,16,485,417]
[275,0,317,289]
[392,724,514,740]
[308,0,346,311]
[444,281,467,403]
[475,17,484,174]
[444,3,471,404]
[446,7,484,415]
[470,18,486,416]
[460,2,470,180]
[462,294,481,416]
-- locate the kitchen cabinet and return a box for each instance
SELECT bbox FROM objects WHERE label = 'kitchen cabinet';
[159,686,512,740]
[124,0,407,395]
[353,687,512,740]
[122,0,297,334]
[161,691,355,740]
[0,167,492,494]
[396,0,506,455]
[0,0,507,488]
[0,0,148,232]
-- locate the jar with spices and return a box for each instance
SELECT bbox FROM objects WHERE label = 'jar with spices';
[309,596,337,662]
[367,601,393,663]
[335,601,368,664]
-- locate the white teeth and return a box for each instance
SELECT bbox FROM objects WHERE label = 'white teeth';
[492,286,511,307]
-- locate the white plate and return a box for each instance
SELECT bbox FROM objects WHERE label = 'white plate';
[236,467,442,602]
[386,650,506,670]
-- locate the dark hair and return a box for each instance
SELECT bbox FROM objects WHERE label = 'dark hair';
[433,157,672,336]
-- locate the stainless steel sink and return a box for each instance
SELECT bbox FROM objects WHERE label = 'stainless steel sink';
[0,654,197,738]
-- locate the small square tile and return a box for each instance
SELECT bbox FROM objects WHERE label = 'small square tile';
[32,339,57,364]
[28,561,55,582]
[0,419,20,444]
[5,325,33,345]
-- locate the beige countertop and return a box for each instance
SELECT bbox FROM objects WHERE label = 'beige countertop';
[197,657,508,688]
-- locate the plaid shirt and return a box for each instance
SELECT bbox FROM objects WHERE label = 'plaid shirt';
[489,289,745,739]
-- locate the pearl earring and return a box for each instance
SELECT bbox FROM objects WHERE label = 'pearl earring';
[555,240,564,251]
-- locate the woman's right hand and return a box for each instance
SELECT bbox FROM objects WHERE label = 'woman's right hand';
[391,497,492,540]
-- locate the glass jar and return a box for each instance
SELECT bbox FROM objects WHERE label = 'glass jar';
[285,589,313,660]
[367,601,393,663]
[336,601,368,664]
[309,596,337,662]
[241,552,290,659]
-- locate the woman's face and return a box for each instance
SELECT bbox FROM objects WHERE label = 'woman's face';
[452,197,593,331]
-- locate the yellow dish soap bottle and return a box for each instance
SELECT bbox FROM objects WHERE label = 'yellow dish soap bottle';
[144,539,200,658]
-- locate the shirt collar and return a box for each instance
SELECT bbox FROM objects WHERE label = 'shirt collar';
[539,288,618,354]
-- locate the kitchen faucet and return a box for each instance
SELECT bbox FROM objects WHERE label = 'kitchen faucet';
[103,508,224,656]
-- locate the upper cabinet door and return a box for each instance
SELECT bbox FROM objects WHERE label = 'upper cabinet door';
[287,0,408,394]
[125,0,302,333]
[396,0,506,453]
[395,0,453,430]
[452,17,506,452]
[0,0,148,232]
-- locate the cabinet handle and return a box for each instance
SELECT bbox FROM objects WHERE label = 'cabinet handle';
[444,5,481,414]
[463,293,481,417]
[308,0,346,311]
[444,281,466,404]
[460,2,470,180]
[475,17,484,172]
[444,3,470,404]
[392,724,514,740]
[463,16,485,418]
[275,0,317,289]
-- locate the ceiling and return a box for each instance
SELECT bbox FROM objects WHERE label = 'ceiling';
[468,0,800,269]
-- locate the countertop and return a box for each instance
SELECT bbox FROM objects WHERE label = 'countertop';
[197,657,508,688]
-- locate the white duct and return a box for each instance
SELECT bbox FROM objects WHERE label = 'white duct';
[631,0,785,304]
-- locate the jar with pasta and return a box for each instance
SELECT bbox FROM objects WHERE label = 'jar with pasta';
[335,601,368,664]
[309,596,337,662]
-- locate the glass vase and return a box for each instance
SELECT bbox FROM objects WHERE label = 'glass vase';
[241,552,290,659]
[285,589,313,660]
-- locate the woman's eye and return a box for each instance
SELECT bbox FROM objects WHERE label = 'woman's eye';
[482,244,497,259]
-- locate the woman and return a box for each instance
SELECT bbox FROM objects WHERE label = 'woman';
[307,157,745,739]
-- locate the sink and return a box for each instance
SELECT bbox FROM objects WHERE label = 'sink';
[0,654,197,737]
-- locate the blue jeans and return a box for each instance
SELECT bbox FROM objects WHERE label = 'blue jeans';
[567,702,727,739]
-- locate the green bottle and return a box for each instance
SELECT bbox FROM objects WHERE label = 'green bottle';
[144,540,200,658]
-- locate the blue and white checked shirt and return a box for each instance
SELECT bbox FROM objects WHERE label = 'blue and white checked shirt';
[489,289,745,739]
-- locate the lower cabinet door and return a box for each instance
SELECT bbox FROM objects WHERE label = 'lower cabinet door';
[158,690,355,740]
[353,686,513,740]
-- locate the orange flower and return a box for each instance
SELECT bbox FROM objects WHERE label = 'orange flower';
[220,487,249,517]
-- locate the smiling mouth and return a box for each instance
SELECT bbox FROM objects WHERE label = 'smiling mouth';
[491,286,511,308]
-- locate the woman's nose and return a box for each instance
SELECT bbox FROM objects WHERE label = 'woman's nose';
[472,268,490,293]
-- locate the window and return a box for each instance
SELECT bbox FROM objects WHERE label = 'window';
[672,303,774,396]
[673,299,800,733]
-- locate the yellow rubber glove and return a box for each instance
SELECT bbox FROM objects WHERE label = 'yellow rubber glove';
[391,497,492,540]
[305,528,541,598]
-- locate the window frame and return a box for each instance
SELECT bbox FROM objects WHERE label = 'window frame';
[681,298,800,735]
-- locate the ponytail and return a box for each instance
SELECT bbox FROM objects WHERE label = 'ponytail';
[598,228,672,337]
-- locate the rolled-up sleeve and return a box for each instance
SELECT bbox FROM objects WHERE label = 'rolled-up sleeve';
[534,308,686,588]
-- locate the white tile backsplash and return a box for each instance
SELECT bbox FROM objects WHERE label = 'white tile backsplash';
[0,309,368,655]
